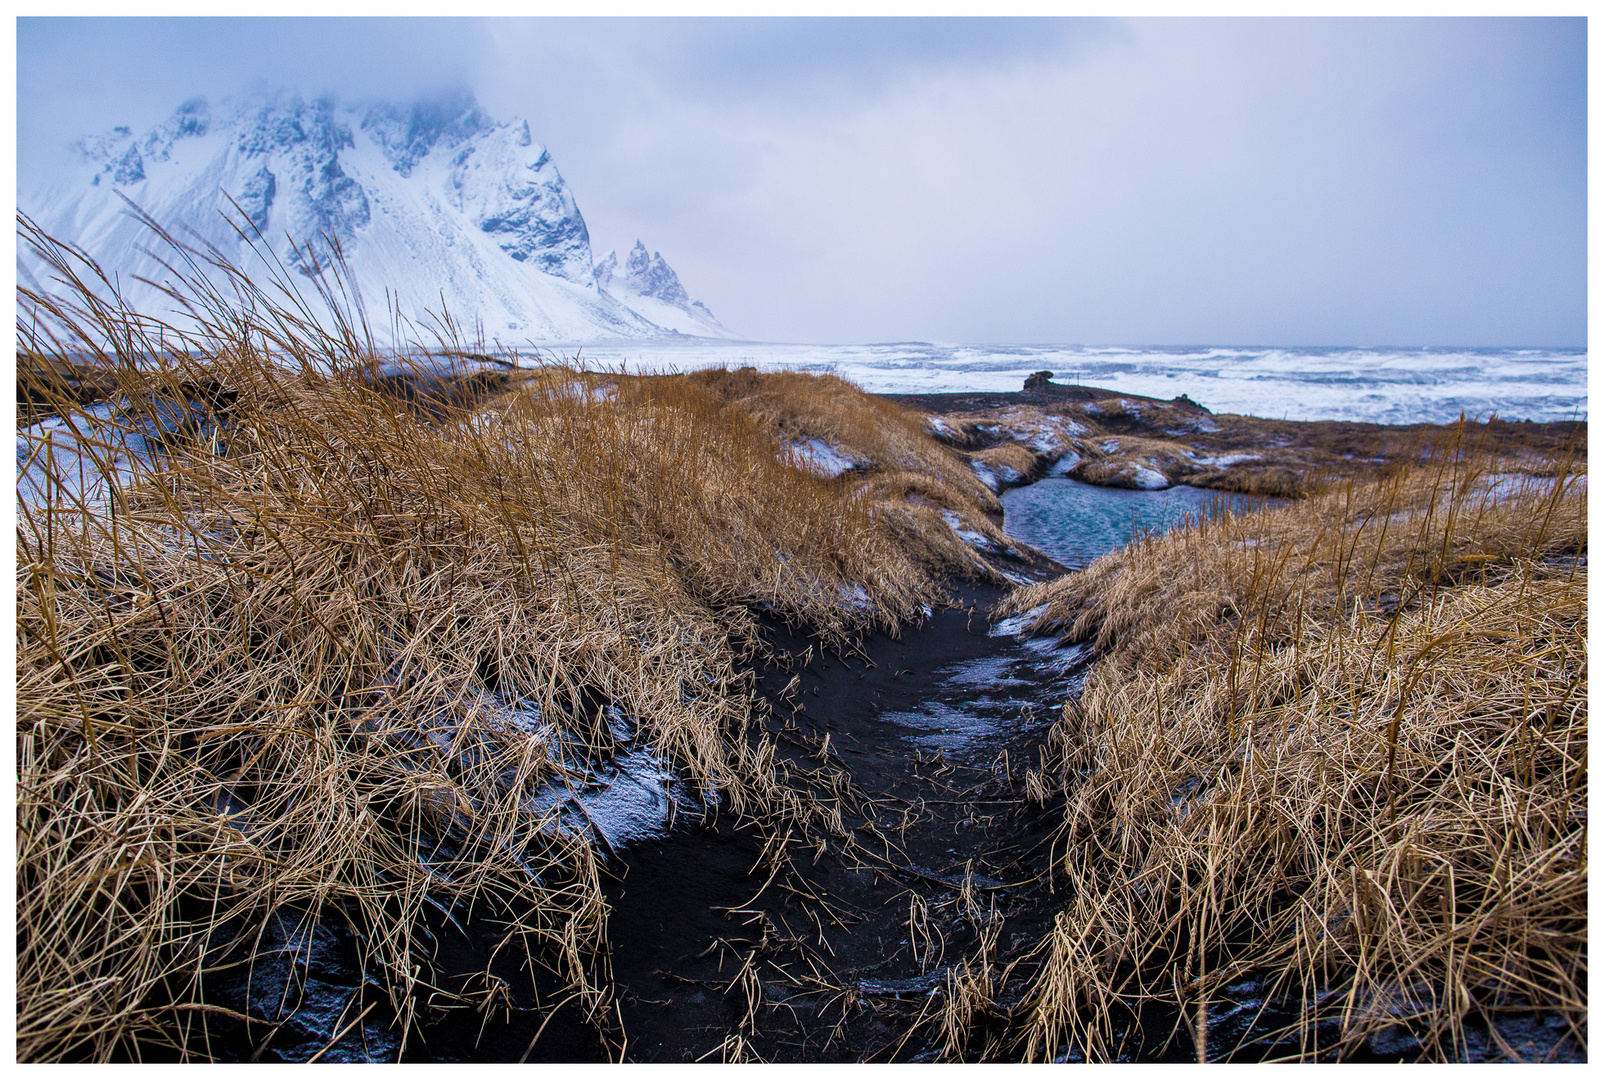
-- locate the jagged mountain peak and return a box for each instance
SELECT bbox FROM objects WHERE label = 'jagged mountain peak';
[593,240,728,337]
[360,87,495,177]
[624,241,690,307]
[26,89,737,343]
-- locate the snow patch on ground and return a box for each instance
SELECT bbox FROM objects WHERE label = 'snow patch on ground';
[1047,451,1082,477]
[1475,472,1583,503]
[989,603,1050,638]
[1020,637,1092,673]
[1191,451,1261,467]
[970,459,1000,492]
[788,437,864,478]
[16,398,215,513]
[1128,463,1171,490]
[496,698,701,857]
[942,508,1008,555]
[1099,439,1121,454]
[550,745,688,854]
[557,380,617,404]
[926,415,955,438]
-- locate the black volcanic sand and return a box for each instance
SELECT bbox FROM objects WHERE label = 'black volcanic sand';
[408,582,1084,1063]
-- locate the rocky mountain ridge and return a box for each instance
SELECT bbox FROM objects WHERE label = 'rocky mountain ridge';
[23,89,735,345]
[593,241,727,337]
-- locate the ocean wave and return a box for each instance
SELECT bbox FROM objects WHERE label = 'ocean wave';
[551,342,1586,426]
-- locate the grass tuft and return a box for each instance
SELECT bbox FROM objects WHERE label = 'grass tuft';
[995,425,1586,1061]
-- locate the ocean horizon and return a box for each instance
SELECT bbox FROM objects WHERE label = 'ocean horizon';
[544,341,1586,428]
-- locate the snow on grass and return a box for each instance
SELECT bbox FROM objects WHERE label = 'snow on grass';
[942,508,1015,557]
[1128,463,1171,490]
[970,459,1000,493]
[1190,451,1261,468]
[787,437,864,478]
[838,582,875,612]
[1048,451,1082,477]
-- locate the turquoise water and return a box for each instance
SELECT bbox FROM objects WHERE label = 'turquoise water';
[1000,478,1280,570]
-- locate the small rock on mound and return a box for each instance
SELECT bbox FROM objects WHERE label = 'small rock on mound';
[1023,371,1054,391]
[1169,393,1211,415]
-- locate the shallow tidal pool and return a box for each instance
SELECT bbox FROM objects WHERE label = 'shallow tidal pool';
[1000,477,1282,569]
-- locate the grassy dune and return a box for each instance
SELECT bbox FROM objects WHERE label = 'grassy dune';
[993,432,1586,1061]
[14,220,1025,1061]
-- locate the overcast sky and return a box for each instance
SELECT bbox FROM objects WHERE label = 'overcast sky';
[16,16,1587,346]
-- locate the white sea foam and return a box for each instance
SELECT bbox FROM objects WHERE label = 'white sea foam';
[547,342,1586,426]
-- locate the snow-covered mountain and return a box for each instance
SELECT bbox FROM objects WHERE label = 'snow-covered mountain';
[593,241,729,337]
[20,90,736,345]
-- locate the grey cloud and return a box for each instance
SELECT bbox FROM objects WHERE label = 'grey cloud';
[16,17,1586,347]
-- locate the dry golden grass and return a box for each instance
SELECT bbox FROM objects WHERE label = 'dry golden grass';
[689,366,1003,514]
[993,427,1586,1061]
[970,442,1040,485]
[12,216,988,1061]
[684,366,1037,584]
[1183,462,1310,499]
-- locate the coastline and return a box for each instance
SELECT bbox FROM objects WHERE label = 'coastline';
[15,334,1587,1062]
